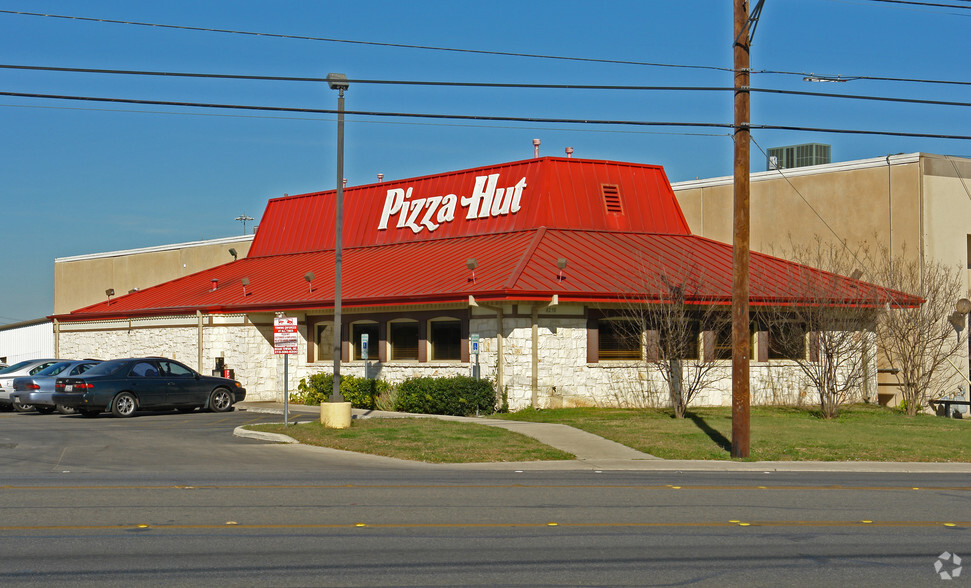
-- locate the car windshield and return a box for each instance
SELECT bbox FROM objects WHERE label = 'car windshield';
[0,360,36,374]
[35,362,73,376]
[79,359,129,377]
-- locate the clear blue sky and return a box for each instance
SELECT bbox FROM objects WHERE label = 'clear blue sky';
[2,0,969,323]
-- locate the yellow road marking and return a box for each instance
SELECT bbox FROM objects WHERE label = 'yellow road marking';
[0,520,965,532]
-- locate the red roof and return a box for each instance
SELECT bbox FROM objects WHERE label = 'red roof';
[56,158,920,321]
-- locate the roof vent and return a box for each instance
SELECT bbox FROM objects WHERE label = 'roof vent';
[601,184,623,214]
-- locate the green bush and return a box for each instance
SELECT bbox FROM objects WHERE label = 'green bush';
[393,376,496,416]
[291,373,388,410]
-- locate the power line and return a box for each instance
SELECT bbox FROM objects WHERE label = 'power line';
[2,90,969,140]
[3,64,969,108]
[0,10,733,73]
[2,10,968,86]
[857,0,971,8]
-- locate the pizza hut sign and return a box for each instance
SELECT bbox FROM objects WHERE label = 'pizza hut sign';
[378,173,527,234]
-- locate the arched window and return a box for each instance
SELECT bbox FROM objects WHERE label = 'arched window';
[351,321,379,361]
[429,318,461,361]
[388,319,419,361]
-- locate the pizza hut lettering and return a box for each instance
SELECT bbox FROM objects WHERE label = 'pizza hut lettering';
[378,174,527,234]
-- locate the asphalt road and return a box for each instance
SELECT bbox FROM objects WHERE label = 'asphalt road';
[0,409,968,586]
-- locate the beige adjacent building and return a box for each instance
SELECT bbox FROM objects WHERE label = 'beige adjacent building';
[672,152,971,405]
[54,235,254,315]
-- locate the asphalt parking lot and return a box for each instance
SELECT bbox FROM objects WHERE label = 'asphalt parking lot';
[0,407,321,476]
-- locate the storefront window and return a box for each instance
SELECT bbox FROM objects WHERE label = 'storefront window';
[598,319,641,360]
[768,322,806,360]
[352,322,379,361]
[389,321,419,361]
[429,319,461,361]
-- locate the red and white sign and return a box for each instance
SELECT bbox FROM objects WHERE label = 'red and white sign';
[273,317,298,355]
[378,173,527,235]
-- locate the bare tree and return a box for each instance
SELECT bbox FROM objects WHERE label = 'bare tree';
[871,245,966,415]
[760,237,880,418]
[615,272,728,418]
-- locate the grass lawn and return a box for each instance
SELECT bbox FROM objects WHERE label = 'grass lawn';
[249,417,575,463]
[496,404,971,462]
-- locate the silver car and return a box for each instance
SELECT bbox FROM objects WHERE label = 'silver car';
[11,360,101,414]
[0,359,60,412]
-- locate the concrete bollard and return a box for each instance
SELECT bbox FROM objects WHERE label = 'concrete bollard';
[320,402,352,429]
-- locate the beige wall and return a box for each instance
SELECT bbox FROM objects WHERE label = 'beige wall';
[54,235,254,314]
[673,152,971,405]
[672,154,926,265]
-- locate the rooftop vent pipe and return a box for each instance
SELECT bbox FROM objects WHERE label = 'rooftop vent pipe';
[565,147,574,158]
[532,138,541,158]
[377,173,384,182]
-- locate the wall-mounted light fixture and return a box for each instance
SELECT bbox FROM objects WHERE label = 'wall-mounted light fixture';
[556,258,568,282]
[105,288,114,304]
[241,277,250,297]
[229,248,238,261]
[467,258,477,283]
[304,271,315,293]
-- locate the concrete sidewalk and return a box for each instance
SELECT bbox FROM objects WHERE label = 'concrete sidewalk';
[235,401,971,473]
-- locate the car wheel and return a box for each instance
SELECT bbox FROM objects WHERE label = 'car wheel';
[56,404,76,415]
[209,388,233,413]
[78,409,100,418]
[35,405,57,414]
[12,401,34,413]
[111,392,137,418]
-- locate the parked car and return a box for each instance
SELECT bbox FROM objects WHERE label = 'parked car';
[53,357,246,417]
[0,359,61,412]
[11,359,102,414]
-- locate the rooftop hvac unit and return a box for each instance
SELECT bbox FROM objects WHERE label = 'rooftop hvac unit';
[767,143,831,170]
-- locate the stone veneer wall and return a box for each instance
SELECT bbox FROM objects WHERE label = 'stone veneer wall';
[58,311,874,410]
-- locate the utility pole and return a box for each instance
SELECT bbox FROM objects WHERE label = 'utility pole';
[732,0,753,458]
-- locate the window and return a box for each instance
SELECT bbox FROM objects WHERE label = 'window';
[352,322,379,361]
[768,322,806,360]
[315,323,332,362]
[130,361,159,377]
[658,320,700,360]
[159,360,194,377]
[598,319,642,360]
[389,321,419,361]
[429,319,461,361]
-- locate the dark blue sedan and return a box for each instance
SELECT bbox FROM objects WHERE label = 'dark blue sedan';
[53,357,246,418]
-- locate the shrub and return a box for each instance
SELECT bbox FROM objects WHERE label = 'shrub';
[393,376,496,416]
[291,373,388,410]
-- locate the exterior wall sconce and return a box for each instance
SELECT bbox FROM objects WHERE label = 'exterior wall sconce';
[229,248,238,261]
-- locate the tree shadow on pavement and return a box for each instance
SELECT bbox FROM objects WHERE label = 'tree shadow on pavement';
[686,412,731,452]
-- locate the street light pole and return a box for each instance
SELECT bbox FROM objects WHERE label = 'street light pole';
[328,73,348,404]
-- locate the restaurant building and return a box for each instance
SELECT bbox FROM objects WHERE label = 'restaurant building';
[52,157,914,410]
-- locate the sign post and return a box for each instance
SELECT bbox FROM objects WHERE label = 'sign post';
[470,334,480,380]
[273,316,298,426]
[361,332,369,379]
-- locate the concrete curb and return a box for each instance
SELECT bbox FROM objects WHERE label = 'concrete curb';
[233,425,299,444]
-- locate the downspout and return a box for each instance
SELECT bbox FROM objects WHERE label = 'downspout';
[470,297,504,403]
[53,318,59,358]
[197,310,204,373]
[530,295,560,409]
[531,305,539,408]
